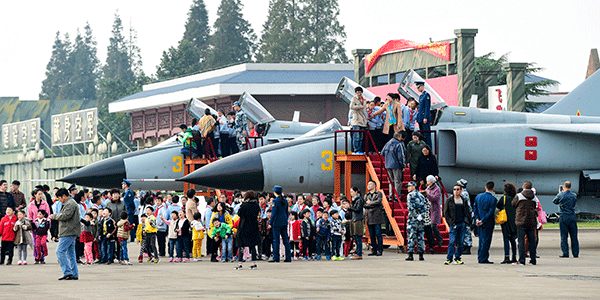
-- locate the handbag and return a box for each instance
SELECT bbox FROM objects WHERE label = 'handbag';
[495,196,508,224]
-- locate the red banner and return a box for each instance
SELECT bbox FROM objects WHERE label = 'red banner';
[364,39,451,73]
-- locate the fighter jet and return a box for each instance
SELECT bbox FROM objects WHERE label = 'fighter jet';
[58,93,320,190]
[179,70,600,213]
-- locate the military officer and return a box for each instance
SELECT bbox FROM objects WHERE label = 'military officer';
[405,181,427,261]
[232,101,248,152]
[415,81,432,147]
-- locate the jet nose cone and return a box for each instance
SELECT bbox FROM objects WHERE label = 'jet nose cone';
[178,149,264,191]
[58,155,126,189]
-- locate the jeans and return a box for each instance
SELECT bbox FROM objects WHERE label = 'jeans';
[353,235,363,257]
[221,236,233,261]
[386,168,403,199]
[119,240,129,261]
[518,226,537,264]
[56,236,78,278]
[177,237,191,259]
[272,225,292,261]
[102,239,115,262]
[180,146,196,158]
[169,239,177,258]
[128,214,138,242]
[446,222,465,261]
[352,126,366,153]
[331,235,342,257]
[502,230,517,258]
[368,224,383,254]
[316,236,330,258]
[477,226,494,263]
[559,214,579,257]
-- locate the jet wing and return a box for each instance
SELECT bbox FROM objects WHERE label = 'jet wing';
[531,124,600,136]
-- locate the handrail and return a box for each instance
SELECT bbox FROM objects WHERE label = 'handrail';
[366,157,405,246]
[245,136,264,150]
[186,136,218,160]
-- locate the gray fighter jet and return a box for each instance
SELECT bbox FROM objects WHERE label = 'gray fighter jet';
[58,93,320,190]
[179,70,600,213]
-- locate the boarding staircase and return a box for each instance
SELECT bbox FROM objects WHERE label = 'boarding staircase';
[333,130,450,253]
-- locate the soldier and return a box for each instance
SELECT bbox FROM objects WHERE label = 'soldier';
[232,101,248,152]
[415,81,432,147]
[405,181,426,261]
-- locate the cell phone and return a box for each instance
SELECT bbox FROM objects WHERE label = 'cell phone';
[559,185,563,192]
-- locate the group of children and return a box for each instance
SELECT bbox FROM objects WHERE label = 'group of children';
[0,207,50,265]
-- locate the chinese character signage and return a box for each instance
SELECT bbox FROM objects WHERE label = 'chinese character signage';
[1,118,40,150]
[51,108,97,146]
[488,85,508,111]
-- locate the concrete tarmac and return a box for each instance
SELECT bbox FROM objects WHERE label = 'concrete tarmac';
[1,228,598,299]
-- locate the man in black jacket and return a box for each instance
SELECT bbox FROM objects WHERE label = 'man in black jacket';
[443,184,472,265]
[0,180,16,219]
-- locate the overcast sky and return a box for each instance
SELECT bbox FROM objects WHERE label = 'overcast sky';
[1,0,598,100]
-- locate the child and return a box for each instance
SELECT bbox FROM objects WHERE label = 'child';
[300,209,315,260]
[260,209,273,259]
[310,197,322,222]
[191,212,205,261]
[97,208,107,263]
[80,213,95,265]
[0,207,18,265]
[144,206,160,264]
[137,214,148,263]
[209,219,233,262]
[90,209,100,262]
[175,210,191,262]
[162,211,179,262]
[116,211,136,265]
[101,207,117,264]
[13,210,32,265]
[340,199,353,258]
[329,209,345,261]
[316,211,331,260]
[288,211,301,259]
[31,210,50,264]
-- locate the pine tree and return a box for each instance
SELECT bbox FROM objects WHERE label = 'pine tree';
[299,0,348,63]
[157,0,210,80]
[102,13,134,83]
[40,32,72,100]
[257,0,305,63]
[65,23,99,100]
[206,0,256,69]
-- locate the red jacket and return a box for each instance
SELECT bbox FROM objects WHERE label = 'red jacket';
[289,219,302,241]
[0,214,17,241]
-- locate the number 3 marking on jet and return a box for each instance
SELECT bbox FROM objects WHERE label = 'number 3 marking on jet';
[173,156,183,173]
[321,151,333,171]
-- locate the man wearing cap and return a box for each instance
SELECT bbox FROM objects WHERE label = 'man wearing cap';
[10,180,25,211]
[268,186,292,262]
[405,181,427,261]
[232,102,248,152]
[415,81,432,147]
[350,87,368,154]
[122,179,137,238]
[68,183,77,198]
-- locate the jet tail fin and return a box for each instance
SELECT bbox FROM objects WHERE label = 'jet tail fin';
[542,70,600,116]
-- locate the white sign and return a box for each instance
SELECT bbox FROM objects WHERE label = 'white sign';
[488,85,508,111]
[1,118,40,150]
[51,108,98,146]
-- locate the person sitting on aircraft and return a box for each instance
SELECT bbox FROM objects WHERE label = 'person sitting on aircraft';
[178,124,197,159]
[413,145,439,187]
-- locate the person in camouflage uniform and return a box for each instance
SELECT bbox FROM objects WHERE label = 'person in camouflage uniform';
[232,101,248,152]
[405,181,427,261]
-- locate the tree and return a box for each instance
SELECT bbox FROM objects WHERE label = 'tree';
[156,0,210,80]
[206,0,256,69]
[97,13,149,152]
[65,23,99,100]
[256,0,304,63]
[40,32,72,100]
[299,0,348,63]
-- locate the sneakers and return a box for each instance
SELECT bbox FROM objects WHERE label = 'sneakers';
[138,255,143,263]
[351,255,363,260]
[169,257,173,263]
[17,260,22,265]
[335,256,345,261]
[152,258,160,265]
[455,259,464,265]
[444,260,452,265]
[183,258,190,263]
[174,258,181,263]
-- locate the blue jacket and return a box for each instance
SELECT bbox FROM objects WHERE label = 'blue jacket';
[401,103,416,130]
[269,195,288,227]
[380,138,406,169]
[553,190,577,215]
[473,192,497,228]
[417,91,431,123]
[123,188,136,215]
